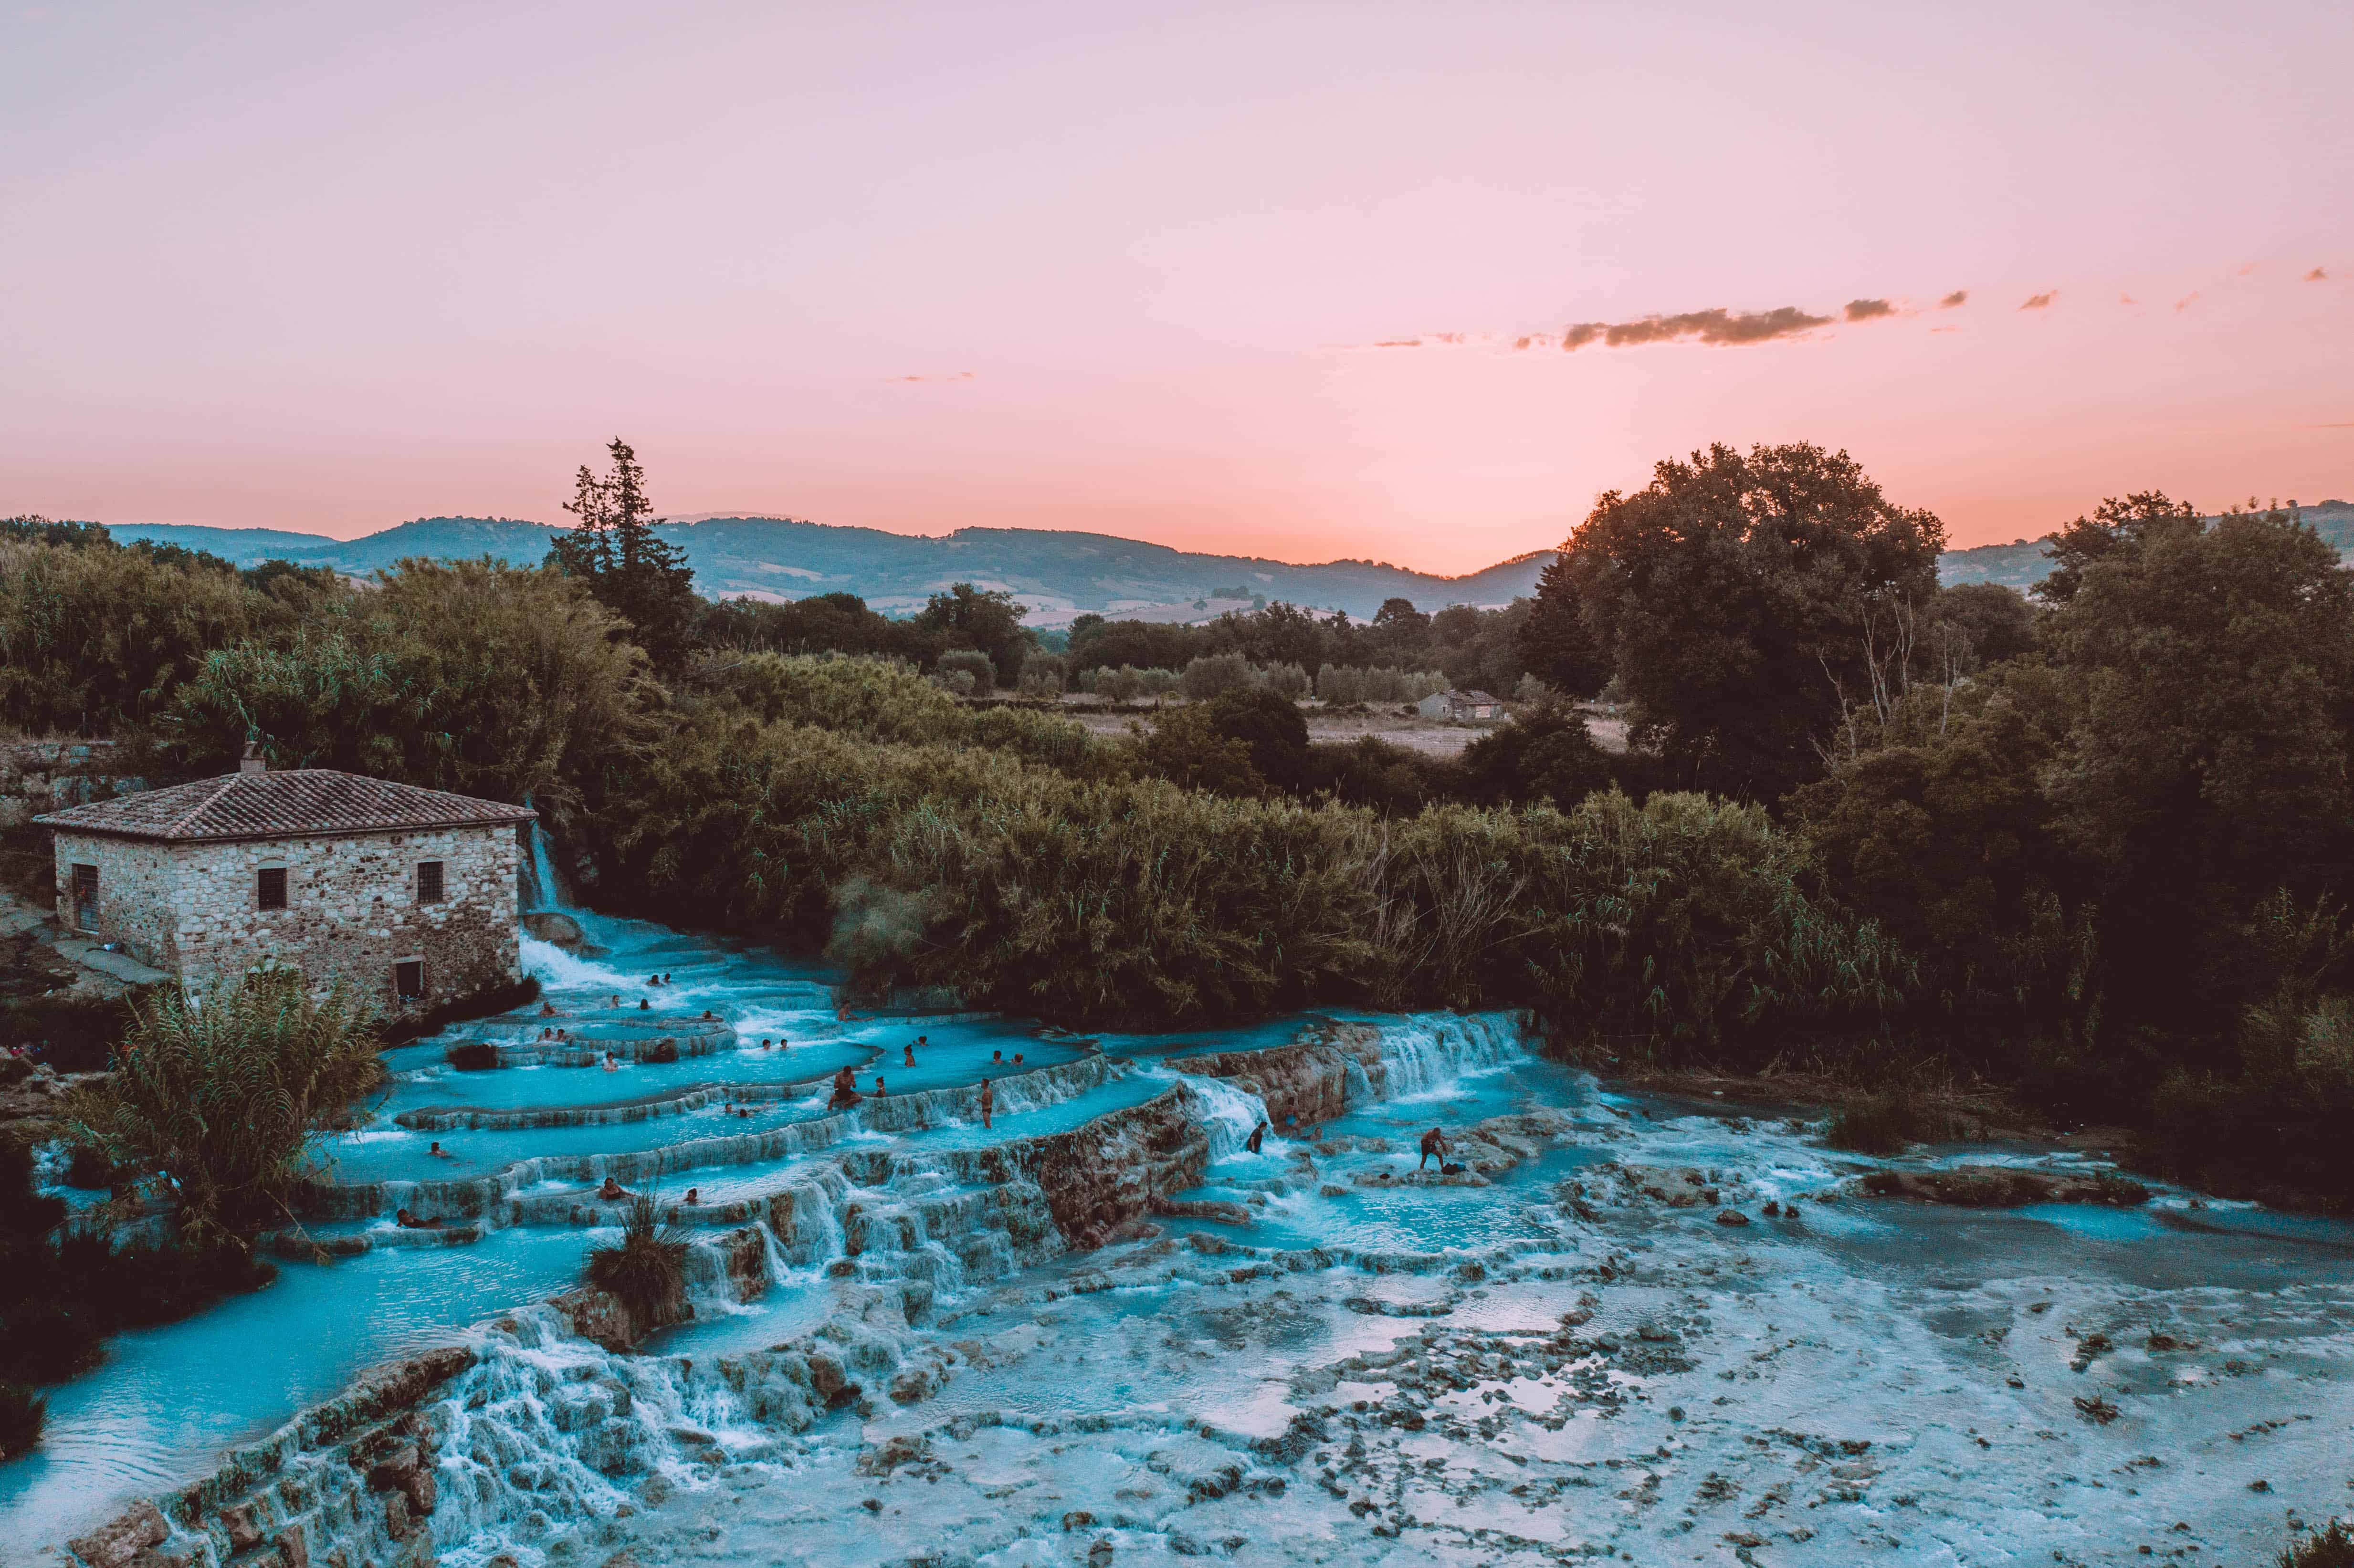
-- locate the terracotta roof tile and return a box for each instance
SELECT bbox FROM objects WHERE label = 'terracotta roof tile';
[34,770,536,843]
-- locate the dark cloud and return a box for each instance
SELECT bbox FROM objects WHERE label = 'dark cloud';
[1939,290,1968,308]
[2018,291,2057,311]
[1843,298,1895,322]
[1560,306,1832,351]
[2308,267,2330,282]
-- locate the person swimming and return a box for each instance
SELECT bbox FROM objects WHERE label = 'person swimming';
[639,997,652,1011]
[1418,1127,1449,1171]
[603,1052,619,1072]
[1011,1052,1024,1066]
[428,1140,454,1159]
[991,1050,1004,1064]
[683,1187,700,1204]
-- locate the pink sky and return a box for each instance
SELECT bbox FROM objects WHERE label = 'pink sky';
[3,0,2349,574]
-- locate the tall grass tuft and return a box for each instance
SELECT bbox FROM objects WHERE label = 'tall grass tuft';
[587,1186,689,1328]
[67,968,385,1246]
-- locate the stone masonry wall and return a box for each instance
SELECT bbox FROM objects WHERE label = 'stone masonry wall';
[49,831,181,967]
[172,824,523,1010]
[57,823,523,1009]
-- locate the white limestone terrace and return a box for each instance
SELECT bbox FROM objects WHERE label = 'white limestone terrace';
[9,905,2354,1568]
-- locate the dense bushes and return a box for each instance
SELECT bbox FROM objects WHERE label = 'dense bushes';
[67,970,386,1245]
[578,702,1904,1047]
[586,1188,688,1326]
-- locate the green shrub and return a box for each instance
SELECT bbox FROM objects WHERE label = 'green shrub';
[0,1382,43,1460]
[1823,1091,1961,1155]
[1179,651,1254,700]
[1018,651,1068,697]
[586,1188,687,1327]
[67,970,386,1245]
[935,648,996,698]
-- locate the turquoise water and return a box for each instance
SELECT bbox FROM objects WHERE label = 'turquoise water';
[11,902,2354,1568]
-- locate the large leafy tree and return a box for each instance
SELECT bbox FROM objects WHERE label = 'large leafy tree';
[1546,441,1945,800]
[546,439,699,669]
[912,582,1035,686]
[2039,501,2354,1054]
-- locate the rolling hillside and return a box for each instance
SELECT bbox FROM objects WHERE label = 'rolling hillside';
[103,515,1557,627]
[93,500,2354,621]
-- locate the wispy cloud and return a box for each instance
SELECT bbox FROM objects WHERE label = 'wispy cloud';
[889,371,976,382]
[2308,267,2331,282]
[2174,292,2200,313]
[1843,298,1895,322]
[1556,305,1835,351]
[1939,290,1969,309]
[2019,291,2057,311]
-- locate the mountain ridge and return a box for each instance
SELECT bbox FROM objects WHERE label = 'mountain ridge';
[81,501,2354,622]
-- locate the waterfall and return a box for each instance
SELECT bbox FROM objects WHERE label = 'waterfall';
[520,812,575,912]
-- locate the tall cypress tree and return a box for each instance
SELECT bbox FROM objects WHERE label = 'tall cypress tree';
[546,439,698,669]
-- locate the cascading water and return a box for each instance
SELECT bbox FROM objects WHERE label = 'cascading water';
[12,907,2354,1568]
[519,814,575,913]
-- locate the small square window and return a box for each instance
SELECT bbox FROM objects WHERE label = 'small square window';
[258,867,288,911]
[394,959,425,1001]
[417,860,445,904]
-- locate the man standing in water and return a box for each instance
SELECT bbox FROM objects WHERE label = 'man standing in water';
[1419,1126,1449,1171]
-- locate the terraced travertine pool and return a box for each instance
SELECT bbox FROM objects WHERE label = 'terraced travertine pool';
[9,909,2354,1568]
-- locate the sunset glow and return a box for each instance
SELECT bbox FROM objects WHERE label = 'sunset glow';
[3,0,2348,572]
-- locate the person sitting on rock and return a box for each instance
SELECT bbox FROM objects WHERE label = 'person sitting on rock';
[597,1176,627,1201]
[1419,1127,1449,1171]
[828,1064,861,1110]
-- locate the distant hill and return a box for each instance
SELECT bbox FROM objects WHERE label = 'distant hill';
[103,515,1558,627]
[91,500,2354,619]
[1936,500,2354,589]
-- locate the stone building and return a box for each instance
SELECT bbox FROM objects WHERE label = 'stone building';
[34,763,535,1010]
[1416,688,1503,722]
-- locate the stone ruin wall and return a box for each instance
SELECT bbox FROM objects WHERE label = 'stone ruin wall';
[0,738,145,829]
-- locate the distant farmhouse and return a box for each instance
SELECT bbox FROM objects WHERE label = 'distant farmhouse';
[1418,689,1503,722]
[35,761,532,1009]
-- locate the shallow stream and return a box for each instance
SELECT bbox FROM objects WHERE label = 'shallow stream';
[7,909,2352,1567]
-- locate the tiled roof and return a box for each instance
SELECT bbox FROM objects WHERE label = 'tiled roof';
[34,770,536,843]
[1461,690,1501,703]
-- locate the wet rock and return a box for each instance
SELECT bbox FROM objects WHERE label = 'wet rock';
[219,1503,265,1553]
[70,1500,169,1568]
[1715,1209,1750,1226]
[522,911,586,946]
[1855,1166,2149,1207]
